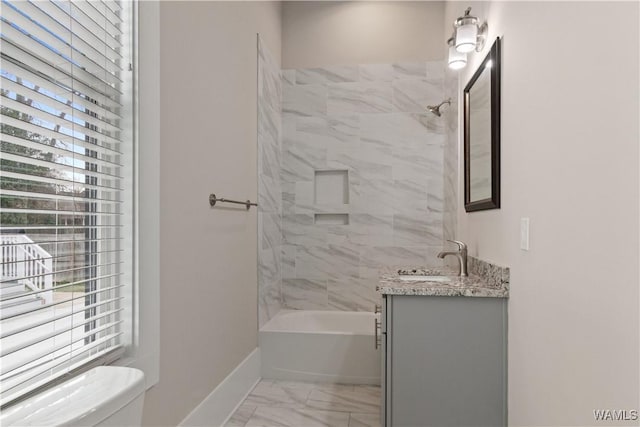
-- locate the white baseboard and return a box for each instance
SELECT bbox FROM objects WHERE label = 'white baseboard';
[179,348,261,427]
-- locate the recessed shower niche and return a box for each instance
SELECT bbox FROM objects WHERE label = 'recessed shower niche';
[314,170,349,205]
[314,213,349,225]
[314,170,349,225]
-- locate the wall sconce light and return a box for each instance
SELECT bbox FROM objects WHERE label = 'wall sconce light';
[447,7,488,70]
[447,37,467,70]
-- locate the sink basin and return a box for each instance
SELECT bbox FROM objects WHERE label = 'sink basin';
[399,275,452,283]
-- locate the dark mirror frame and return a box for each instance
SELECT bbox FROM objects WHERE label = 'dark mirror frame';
[463,37,501,212]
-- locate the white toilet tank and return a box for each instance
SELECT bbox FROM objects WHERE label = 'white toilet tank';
[1,366,145,427]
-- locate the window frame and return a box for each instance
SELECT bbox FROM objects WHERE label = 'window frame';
[0,0,161,406]
[112,0,160,389]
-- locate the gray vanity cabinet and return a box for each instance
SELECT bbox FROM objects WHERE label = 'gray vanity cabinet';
[381,294,507,427]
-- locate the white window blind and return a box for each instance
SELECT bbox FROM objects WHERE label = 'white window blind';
[0,0,133,406]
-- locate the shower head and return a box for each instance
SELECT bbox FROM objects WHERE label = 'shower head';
[426,98,452,117]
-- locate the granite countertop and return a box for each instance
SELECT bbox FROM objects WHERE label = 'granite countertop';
[377,258,510,298]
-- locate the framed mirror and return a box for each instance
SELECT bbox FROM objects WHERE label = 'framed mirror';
[463,37,501,212]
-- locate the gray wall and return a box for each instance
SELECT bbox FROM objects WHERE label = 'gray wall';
[280,62,446,311]
[445,2,640,425]
[142,2,281,425]
[282,1,445,69]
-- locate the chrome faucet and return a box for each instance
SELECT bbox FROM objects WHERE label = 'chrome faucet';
[437,240,468,277]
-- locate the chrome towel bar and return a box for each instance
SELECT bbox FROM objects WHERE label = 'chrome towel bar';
[209,194,258,210]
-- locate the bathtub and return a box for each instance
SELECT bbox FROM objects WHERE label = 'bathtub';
[260,310,381,385]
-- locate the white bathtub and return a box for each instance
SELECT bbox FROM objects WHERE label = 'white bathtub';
[260,310,381,385]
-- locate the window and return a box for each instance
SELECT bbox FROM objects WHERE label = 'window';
[0,0,134,405]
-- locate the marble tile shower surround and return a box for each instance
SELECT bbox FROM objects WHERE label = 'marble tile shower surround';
[443,67,459,245]
[281,61,447,312]
[257,37,283,327]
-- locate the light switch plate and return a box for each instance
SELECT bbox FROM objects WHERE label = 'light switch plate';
[520,217,530,251]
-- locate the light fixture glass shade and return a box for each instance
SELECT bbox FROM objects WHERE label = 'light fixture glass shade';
[455,23,478,53]
[448,44,467,70]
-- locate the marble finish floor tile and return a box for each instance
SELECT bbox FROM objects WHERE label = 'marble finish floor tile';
[226,404,257,427]
[246,407,350,427]
[243,382,310,409]
[227,380,381,427]
[306,388,380,414]
[348,413,380,427]
[271,380,356,394]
